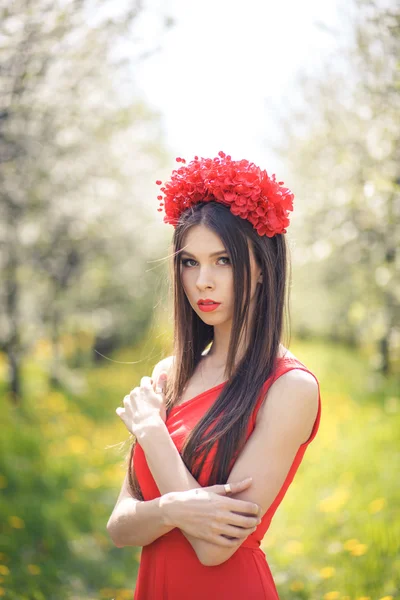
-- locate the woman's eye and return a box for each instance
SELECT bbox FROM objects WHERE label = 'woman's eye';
[181,258,197,267]
[180,257,230,268]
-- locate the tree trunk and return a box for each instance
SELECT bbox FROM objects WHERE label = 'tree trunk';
[49,289,63,388]
[4,223,22,403]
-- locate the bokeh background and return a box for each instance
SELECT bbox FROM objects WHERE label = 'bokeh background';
[0,0,399,598]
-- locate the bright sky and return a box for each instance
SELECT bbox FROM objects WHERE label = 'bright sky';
[133,0,345,175]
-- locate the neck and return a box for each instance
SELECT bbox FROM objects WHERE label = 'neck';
[203,321,250,369]
[204,326,285,370]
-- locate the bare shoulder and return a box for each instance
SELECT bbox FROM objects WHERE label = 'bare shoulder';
[267,367,319,408]
[151,355,175,380]
[257,367,319,443]
[274,367,319,391]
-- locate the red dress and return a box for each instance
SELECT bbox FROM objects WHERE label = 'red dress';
[132,355,322,599]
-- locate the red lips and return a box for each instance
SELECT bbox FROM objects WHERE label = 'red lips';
[197,298,220,305]
[197,299,221,312]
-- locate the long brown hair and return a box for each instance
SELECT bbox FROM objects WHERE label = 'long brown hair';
[128,200,291,499]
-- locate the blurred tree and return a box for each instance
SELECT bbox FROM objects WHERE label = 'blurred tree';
[278,0,400,375]
[0,0,171,400]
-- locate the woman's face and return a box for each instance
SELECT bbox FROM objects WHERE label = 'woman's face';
[179,224,262,325]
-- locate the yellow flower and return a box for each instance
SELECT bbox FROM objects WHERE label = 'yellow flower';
[27,564,41,575]
[284,540,304,555]
[350,543,368,556]
[368,497,386,513]
[290,581,304,591]
[99,588,117,598]
[0,476,7,489]
[67,435,89,454]
[0,566,9,576]
[343,538,359,551]
[8,516,25,529]
[323,592,340,600]
[319,488,349,513]
[115,590,133,600]
[320,566,335,578]
[378,596,393,600]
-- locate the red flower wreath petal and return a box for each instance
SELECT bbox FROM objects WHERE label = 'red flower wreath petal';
[156,151,294,237]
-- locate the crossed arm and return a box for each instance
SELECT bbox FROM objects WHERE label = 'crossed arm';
[139,358,319,566]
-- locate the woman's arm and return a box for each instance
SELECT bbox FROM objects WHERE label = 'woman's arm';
[147,358,263,562]
[200,369,320,565]
[106,411,205,549]
[106,444,259,552]
[139,366,319,566]
[106,470,175,547]
[107,357,259,552]
[108,358,260,560]
[137,420,260,564]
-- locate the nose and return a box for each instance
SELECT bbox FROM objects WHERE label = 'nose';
[195,266,215,291]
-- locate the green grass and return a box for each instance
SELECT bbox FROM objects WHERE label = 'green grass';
[265,339,400,600]
[0,337,398,600]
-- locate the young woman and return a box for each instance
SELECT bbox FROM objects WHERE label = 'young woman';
[107,151,322,599]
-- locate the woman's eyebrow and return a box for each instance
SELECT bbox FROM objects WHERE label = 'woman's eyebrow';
[180,250,227,257]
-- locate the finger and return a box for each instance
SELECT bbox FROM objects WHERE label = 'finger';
[221,523,258,538]
[210,481,260,517]
[123,396,133,418]
[116,407,125,417]
[230,478,253,490]
[213,478,252,496]
[155,380,163,394]
[217,493,260,516]
[220,512,261,529]
[210,515,258,537]
[154,372,167,394]
[140,376,153,388]
[229,501,261,517]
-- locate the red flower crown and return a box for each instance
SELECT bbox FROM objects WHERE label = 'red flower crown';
[156,151,294,237]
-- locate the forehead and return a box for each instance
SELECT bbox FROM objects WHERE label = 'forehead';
[181,225,256,263]
[182,225,223,249]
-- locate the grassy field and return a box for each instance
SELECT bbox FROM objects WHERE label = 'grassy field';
[0,337,398,600]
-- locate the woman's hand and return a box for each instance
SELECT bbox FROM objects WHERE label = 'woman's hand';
[160,478,262,547]
[116,373,168,436]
